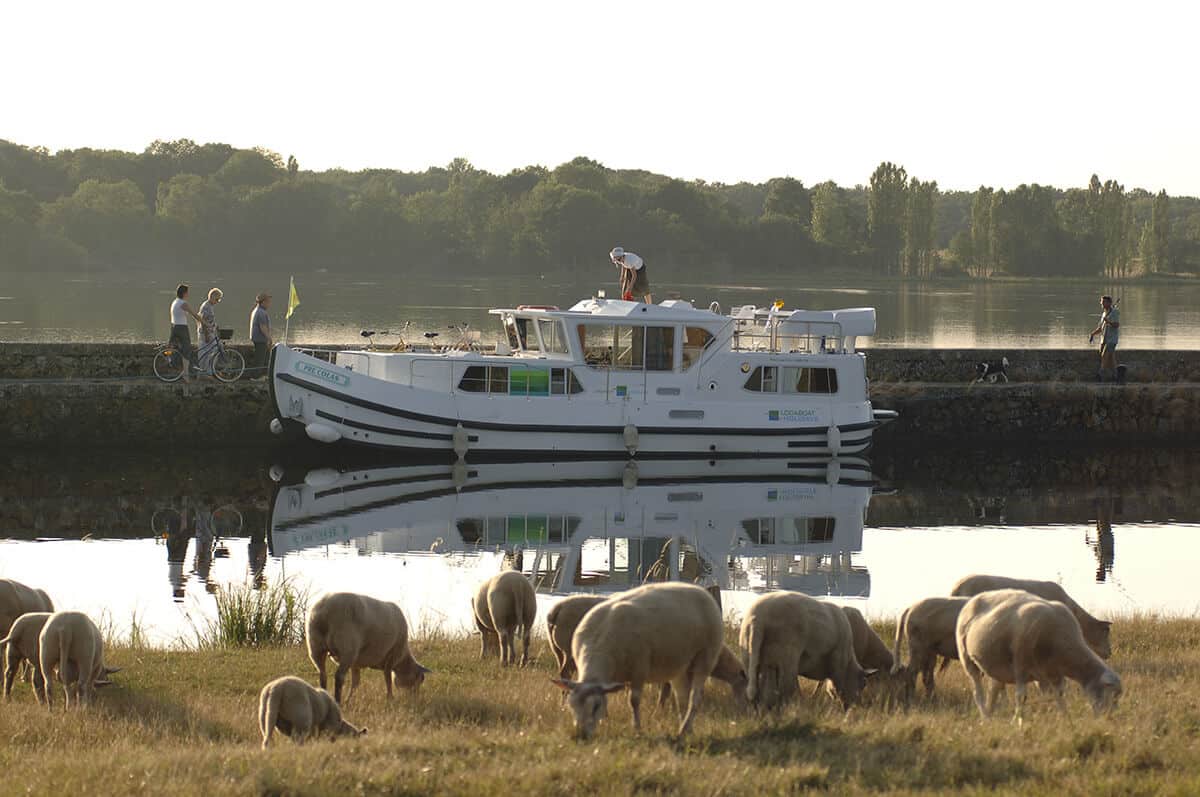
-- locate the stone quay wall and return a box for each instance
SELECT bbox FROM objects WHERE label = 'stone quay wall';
[1,343,1197,383]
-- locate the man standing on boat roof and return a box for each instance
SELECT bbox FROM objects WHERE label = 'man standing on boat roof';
[610,246,653,304]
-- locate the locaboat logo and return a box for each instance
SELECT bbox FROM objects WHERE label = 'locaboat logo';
[295,360,351,387]
[767,408,819,423]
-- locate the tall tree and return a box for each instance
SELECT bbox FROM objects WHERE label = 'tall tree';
[902,177,938,278]
[868,161,907,274]
[1146,189,1170,272]
[811,181,856,252]
[969,187,995,278]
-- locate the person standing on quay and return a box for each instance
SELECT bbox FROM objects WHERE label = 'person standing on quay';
[610,246,653,303]
[1089,295,1121,382]
[169,283,203,381]
[250,292,273,375]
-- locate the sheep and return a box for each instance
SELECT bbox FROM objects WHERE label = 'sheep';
[0,579,53,681]
[658,643,749,711]
[956,589,1122,723]
[38,611,119,709]
[2,612,54,703]
[472,571,536,667]
[740,592,874,712]
[546,595,606,678]
[951,574,1111,658]
[891,596,970,701]
[552,582,724,740]
[259,675,367,748]
[807,606,896,701]
[306,592,431,705]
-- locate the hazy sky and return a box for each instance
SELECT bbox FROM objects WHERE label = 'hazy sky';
[5,0,1198,193]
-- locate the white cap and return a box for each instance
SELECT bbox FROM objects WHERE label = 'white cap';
[611,246,624,259]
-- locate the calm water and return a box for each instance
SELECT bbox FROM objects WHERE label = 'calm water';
[2,448,1196,647]
[3,270,1200,349]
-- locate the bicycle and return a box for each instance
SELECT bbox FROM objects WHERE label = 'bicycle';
[153,327,246,382]
[442,321,484,353]
[360,321,411,352]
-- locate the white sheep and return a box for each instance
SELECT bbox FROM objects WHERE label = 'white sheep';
[552,582,723,740]
[38,611,119,709]
[956,589,1122,723]
[1,612,54,703]
[306,592,431,705]
[472,571,536,667]
[741,592,874,711]
[0,579,53,681]
[546,595,607,678]
[891,596,970,701]
[259,675,367,748]
[951,574,1111,658]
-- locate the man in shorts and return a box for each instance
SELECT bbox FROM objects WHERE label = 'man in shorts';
[1089,295,1121,382]
[610,246,652,303]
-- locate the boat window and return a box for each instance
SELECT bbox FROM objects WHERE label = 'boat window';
[489,366,509,394]
[580,324,615,367]
[537,319,569,354]
[515,318,533,350]
[510,367,550,396]
[743,366,837,394]
[502,317,522,351]
[681,327,715,370]
[459,365,488,392]
[613,325,645,370]
[800,516,836,542]
[644,326,675,371]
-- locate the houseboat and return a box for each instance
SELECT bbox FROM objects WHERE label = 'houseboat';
[269,297,897,458]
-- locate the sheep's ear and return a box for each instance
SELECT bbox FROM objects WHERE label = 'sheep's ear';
[104,666,122,675]
[551,678,578,692]
[359,727,369,736]
[94,679,114,688]
[1100,620,1113,628]
[417,664,433,675]
[599,682,625,694]
[863,669,879,679]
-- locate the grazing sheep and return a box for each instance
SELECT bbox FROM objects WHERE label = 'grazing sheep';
[552,582,723,740]
[956,589,1122,723]
[546,595,606,678]
[951,574,1111,658]
[842,606,894,672]
[0,579,53,680]
[472,571,536,667]
[741,592,874,712]
[2,612,54,703]
[259,675,367,748]
[891,596,970,701]
[306,592,431,705]
[38,611,118,709]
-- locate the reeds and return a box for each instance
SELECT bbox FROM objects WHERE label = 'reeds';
[198,579,307,648]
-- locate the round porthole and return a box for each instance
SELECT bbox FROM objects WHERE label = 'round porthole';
[708,381,718,391]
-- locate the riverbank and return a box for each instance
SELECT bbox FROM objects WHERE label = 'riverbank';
[0,617,1197,796]
[4,343,1199,382]
[2,378,1198,450]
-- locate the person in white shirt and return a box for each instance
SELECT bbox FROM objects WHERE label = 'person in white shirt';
[610,246,652,303]
[169,283,204,380]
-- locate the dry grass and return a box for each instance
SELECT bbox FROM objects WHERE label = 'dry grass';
[2,616,1199,796]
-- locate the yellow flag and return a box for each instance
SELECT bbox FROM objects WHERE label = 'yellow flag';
[287,277,300,319]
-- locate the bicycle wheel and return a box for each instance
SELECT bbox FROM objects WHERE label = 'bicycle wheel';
[213,348,246,382]
[153,348,185,382]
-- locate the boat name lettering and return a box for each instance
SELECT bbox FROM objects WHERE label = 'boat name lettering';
[767,487,817,501]
[767,408,820,423]
[288,524,350,546]
[295,360,351,387]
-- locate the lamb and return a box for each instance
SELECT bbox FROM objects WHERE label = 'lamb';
[891,596,970,701]
[956,589,1121,722]
[472,571,536,667]
[305,592,431,705]
[740,592,874,711]
[552,582,724,740]
[38,611,119,709]
[546,595,606,678]
[951,574,1111,658]
[258,675,367,748]
[0,579,53,679]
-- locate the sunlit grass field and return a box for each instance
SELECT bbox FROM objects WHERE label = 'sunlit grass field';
[2,616,1199,796]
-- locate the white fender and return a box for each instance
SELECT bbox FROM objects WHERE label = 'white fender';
[452,424,469,459]
[451,460,469,491]
[826,424,841,456]
[826,459,841,486]
[304,423,341,444]
[622,423,639,455]
[622,460,639,490]
[269,418,284,435]
[303,468,340,488]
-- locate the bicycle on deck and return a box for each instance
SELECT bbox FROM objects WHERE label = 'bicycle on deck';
[153,327,246,383]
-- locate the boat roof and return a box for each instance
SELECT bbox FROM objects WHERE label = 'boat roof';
[490,298,722,322]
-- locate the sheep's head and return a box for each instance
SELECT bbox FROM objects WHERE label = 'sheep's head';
[393,658,433,692]
[1088,669,1122,715]
[837,666,877,711]
[552,678,624,740]
[1089,621,1113,660]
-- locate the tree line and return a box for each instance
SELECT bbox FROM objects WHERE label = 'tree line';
[2,138,1198,279]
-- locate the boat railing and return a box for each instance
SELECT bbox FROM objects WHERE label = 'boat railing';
[290,345,343,363]
[730,317,846,355]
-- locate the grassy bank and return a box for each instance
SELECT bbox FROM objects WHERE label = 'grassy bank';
[2,617,1199,796]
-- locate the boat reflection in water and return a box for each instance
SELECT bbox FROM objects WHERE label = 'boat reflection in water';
[270,457,881,600]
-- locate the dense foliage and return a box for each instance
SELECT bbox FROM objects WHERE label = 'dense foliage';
[2,138,1198,278]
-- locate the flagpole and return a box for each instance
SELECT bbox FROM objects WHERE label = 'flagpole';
[284,275,292,344]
